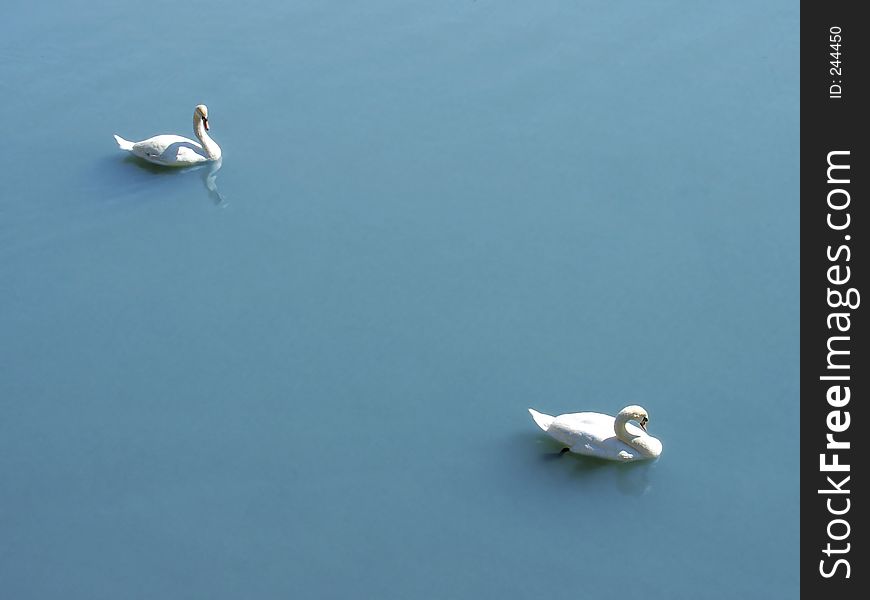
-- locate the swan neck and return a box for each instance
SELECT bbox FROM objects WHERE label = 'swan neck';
[614,413,639,444]
[194,116,221,160]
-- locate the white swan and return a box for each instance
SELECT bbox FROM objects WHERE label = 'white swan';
[528,405,662,461]
[113,104,221,166]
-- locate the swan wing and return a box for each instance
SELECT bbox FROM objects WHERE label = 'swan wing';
[550,412,612,440]
[542,412,613,447]
[131,135,207,165]
[578,431,662,461]
[172,144,210,164]
[567,434,640,460]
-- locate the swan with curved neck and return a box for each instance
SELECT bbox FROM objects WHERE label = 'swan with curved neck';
[528,405,662,461]
[113,104,221,166]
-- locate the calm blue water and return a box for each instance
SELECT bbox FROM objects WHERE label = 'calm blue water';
[1,1,798,598]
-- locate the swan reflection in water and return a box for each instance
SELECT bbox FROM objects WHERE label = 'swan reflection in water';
[122,155,227,206]
[200,157,226,206]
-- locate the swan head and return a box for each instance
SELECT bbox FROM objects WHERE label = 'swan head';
[195,104,210,131]
[618,405,651,432]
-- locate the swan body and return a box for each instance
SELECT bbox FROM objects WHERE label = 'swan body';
[529,405,662,461]
[113,104,221,166]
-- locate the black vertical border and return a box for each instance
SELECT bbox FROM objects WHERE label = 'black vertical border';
[801,3,866,596]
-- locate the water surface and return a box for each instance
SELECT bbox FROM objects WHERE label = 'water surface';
[1,1,799,598]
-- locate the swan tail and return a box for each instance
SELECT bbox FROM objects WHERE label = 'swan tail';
[528,408,555,432]
[113,134,134,151]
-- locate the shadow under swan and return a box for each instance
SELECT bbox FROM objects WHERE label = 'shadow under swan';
[529,433,656,497]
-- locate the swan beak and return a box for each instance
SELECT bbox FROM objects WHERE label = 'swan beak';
[640,418,648,432]
[203,117,209,131]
